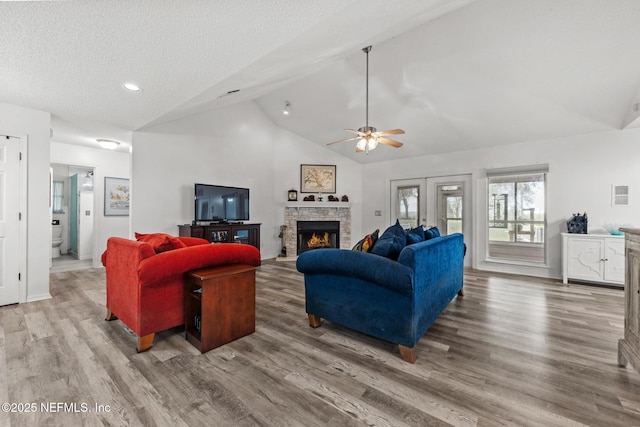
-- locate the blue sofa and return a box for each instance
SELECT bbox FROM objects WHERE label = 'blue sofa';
[296,232,465,362]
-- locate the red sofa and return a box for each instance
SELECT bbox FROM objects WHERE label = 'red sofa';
[102,235,261,351]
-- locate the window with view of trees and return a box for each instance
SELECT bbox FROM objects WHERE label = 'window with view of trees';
[396,185,419,229]
[488,172,546,263]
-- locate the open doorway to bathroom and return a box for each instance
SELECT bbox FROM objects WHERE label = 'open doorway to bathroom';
[50,163,95,273]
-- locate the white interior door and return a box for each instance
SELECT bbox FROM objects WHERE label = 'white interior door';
[426,175,472,266]
[0,136,21,305]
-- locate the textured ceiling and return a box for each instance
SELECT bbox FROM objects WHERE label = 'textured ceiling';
[2,0,640,163]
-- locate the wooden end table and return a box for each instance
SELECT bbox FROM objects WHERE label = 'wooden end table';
[184,264,256,353]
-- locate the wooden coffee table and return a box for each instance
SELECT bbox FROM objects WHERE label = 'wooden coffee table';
[184,264,256,353]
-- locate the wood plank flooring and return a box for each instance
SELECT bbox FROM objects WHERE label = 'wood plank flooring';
[1,261,639,426]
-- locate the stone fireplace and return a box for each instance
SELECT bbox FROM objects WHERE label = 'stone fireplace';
[283,203,350,257]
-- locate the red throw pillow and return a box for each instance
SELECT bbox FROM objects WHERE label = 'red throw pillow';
[134,232,187,253]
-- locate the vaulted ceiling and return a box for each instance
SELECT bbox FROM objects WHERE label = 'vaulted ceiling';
[3,0,640,163]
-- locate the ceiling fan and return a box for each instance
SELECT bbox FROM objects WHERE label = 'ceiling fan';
[327,45,405,154]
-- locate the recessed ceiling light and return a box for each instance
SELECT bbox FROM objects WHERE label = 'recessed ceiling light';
[96,139,120,150]
[123,82,141,92]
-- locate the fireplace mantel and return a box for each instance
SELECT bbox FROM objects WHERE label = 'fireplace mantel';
[285,202,351,209]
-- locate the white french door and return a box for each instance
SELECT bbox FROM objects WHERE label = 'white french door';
[391,174,472,266]
[426,175,472,266]
[0,136,21,305]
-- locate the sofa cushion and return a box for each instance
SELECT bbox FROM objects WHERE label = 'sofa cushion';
[425,226,441,240]
[405,226,425,245]
[371,220,406,260]
[352,229,379,252]
[135,232,187,253]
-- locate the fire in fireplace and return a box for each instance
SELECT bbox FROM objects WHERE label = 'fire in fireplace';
[307,232,331,249]
[297,221,340,255]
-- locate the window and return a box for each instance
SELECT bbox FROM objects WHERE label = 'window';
[438,184,463,235]
[487,167,546,263]
[396,185,419,229]
[52,181,64,213]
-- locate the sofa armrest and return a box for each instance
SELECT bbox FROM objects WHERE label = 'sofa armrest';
[105,237,157,323]
[138,243,261,286]
[397,233,464,276]
[296,249,414,296]
[105,237,156,271]
[397,233,464,302]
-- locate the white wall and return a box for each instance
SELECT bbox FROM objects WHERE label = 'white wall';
[50,141,131,266]
[0,102,51,302]
[133,100,362,259]
[362,128,640,280]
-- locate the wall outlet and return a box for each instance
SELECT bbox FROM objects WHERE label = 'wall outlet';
[374,210,382,216]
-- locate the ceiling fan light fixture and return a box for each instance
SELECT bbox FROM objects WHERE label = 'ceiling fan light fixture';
[326,45,405,152]
[356,135,378,154]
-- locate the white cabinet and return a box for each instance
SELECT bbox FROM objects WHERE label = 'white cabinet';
[562,233,625,286]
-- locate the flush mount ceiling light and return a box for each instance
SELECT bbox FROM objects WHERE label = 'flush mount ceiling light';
[283,101,291,115]
[327,45,405,154]
[122,82,141,92]
[97,139,120,150]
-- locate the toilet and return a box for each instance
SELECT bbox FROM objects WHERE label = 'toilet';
[52,224,63,258]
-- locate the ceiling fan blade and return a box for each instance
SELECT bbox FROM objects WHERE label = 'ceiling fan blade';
[345,129,366,136]
[377,137,404,148]
[327,136,359,146]
[374,129,405,137]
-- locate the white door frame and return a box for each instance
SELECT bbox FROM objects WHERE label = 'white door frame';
[18,135,27,303]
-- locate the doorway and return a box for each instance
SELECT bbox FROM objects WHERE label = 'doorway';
[391,174,472,266]
[50,163,95,272]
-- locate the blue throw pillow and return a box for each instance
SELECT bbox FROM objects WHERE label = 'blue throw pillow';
[405,233,422,245]
[425,226,441,240]
[371,220,406,260]
[405,226,425,245]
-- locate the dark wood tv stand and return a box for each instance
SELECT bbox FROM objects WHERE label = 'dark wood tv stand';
[178,223,260,250]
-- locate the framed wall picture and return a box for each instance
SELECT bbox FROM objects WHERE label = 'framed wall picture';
[301,164,336,193]
[104,177,130,216]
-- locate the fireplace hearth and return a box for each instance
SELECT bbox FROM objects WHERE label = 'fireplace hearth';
[297,221,340,255]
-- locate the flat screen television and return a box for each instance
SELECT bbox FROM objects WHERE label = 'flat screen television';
[194,183,249,222]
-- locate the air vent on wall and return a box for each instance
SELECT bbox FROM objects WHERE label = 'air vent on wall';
[612,185,630,206]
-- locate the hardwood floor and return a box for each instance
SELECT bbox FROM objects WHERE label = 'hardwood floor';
[1,261,639,426]
[49,254,93,273]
